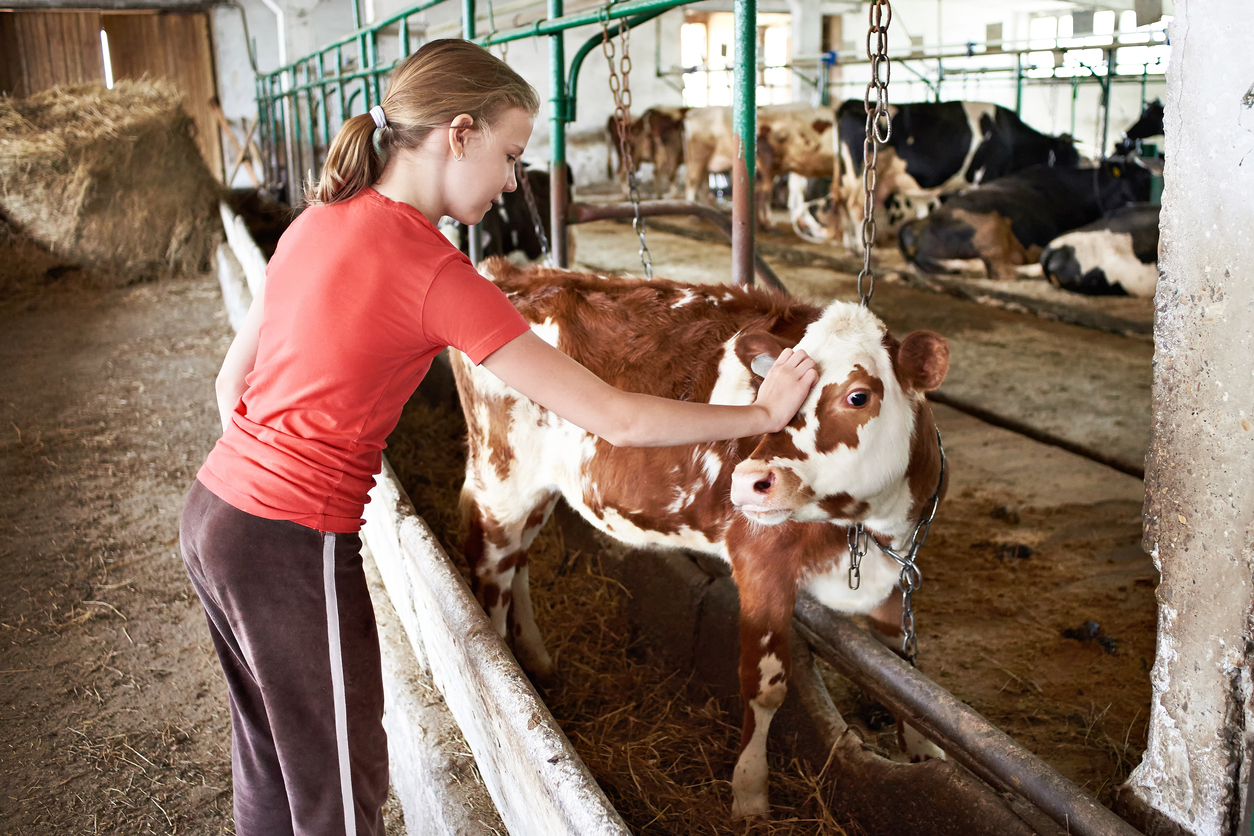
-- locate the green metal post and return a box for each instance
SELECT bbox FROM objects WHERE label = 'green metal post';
[464,0,484,265]
[1015,53,1023,115]
[732,0,756,286]
[1101,47,1114,157]
[549,0,569,267]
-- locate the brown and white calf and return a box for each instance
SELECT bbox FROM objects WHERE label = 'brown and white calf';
[451,258,950,818]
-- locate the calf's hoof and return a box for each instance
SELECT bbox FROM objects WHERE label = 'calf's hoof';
[730,789,770,821]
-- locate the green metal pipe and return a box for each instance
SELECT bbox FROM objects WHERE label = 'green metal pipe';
[368,30,381,105]
[465,0,483,266]
[731,0,756,287]
[261,0,451,80]
[473,0,689,48]
[1015,53,1023,115]
[549,0,569,267]
[566,11,665,122]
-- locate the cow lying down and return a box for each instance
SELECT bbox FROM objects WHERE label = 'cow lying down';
[1041,203,1160,297]
[897,159,1152,281]
[451,258,951,818]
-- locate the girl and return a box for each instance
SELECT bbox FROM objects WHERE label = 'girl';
[180,38,816,836]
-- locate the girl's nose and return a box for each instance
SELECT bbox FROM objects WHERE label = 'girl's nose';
[504,164,519,193]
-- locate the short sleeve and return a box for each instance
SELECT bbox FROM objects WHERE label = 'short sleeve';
[423,260,531,364]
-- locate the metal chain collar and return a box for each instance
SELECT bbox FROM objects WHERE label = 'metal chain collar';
[515,161,551,265]
[847,428,945,666]
[857,0,893,307]
[601,13,653,278]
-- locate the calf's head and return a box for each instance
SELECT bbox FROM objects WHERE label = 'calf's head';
[729,301,948,527]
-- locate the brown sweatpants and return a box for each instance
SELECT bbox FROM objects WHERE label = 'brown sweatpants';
[180,479,388,836]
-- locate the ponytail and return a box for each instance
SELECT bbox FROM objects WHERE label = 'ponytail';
[311,113,388,205]
[309,39,540,206]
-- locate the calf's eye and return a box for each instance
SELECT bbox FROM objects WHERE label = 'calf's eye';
[846,391,870,407]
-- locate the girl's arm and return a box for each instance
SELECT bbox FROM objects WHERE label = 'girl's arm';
[215,290,265,434]
[480,331,817,448]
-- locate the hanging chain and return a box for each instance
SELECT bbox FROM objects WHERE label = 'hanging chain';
[486,0,507,63]
[847,429,944,666]
[516,160,551,265]
[601,13,653,278]
[857,0,893,307]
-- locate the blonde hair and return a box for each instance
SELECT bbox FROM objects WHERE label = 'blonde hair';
[310,39,540,205]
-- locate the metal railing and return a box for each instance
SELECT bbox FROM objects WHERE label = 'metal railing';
[255,0,451,204]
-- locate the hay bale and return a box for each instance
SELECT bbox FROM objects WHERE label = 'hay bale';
[0,79,223,280]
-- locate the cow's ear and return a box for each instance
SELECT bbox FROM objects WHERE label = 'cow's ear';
[477,255,517,282]
[734,331,796,379]
[895,331,949,392]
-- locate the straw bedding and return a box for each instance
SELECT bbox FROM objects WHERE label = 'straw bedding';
[386,389,856,835]
[0,80,222,283]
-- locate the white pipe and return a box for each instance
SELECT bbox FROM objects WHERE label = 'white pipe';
[258,0,287,68]
[258,0,299,202]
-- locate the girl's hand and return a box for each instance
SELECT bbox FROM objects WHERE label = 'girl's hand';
[755,348,818,432]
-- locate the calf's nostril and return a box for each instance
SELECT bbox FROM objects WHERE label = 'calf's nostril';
[753,472,775,494]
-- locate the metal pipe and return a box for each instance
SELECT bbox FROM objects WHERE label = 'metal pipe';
[464,0,483,266]
[567,201,786,292]
[548,0,568,268]
[473,0,691,47]
[1101,47,1115,158]
[566,10,666,122]
[793,594,1146,836]
[731,0,756,287]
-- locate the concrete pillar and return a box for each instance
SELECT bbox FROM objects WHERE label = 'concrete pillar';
[787,0,821,103]
[1121,2,1254,835]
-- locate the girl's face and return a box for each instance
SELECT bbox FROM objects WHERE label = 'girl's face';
[446,106,535,226]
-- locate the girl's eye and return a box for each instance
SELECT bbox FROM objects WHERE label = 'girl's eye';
[846,391,870,407]
[507,155,518,164]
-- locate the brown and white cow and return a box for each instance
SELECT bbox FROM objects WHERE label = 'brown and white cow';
[607,107,689,198]
[451,258,949,818]
[683,104,838,233]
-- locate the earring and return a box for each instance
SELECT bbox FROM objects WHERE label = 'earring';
[454,152,464,162]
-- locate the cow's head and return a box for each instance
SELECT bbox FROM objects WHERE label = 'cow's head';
[729,301,948,529]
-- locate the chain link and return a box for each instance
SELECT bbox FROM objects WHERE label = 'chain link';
[857,0,893,307]
[847,428,944,666]
[515,161,551,265]
[601,13,653,278]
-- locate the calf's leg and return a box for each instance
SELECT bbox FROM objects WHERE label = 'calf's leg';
[462,491,559,679]
[729,553,798,819]
[866,590,946,762]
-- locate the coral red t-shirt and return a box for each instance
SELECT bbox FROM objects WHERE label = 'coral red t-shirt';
[198,188,529,533]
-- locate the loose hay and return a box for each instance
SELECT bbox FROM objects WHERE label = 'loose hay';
[387,387,855,835]
[0,80,223,282]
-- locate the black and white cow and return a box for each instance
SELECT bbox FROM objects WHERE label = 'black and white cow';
[1040,203,1160,296]
[451,164,561,262]
[1114,100,1165,157]
[837,99,1080,191]
[897,159,1152,280]
[825,100,1080,246]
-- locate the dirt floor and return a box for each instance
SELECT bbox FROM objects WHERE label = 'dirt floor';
[0,254,410,834]
[0,262,238,834]
[0,212,1157,833]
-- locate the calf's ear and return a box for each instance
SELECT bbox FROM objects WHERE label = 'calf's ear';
[734,331,797,379]
[896,331,949,392]
[477,255,518,282]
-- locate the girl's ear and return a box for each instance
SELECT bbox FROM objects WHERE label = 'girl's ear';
[448,113,475,160]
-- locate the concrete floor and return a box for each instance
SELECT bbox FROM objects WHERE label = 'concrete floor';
[569,220,1153,475]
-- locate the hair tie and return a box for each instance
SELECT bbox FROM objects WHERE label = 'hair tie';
[369,106,387,130]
